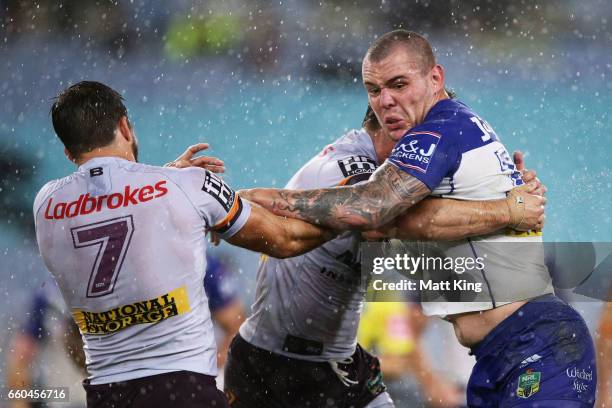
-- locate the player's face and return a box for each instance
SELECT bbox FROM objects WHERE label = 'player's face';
[362,49,441,141]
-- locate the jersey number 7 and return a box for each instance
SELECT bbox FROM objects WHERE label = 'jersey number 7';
[71,216,135,298]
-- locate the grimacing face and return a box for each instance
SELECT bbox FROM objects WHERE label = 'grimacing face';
[362,48,444,141]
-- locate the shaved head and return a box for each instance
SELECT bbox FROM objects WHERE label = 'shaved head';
[365,30,435,74]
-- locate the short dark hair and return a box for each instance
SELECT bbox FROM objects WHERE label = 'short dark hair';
[51,81,128,158]
[366,30,435,74]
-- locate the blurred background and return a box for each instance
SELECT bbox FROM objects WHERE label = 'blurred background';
[1,0,611,407]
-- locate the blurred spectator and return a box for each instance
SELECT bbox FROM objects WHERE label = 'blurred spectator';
[164,14,242,60]
[204,252,246,389]
[3,0,138,55]
[358,300,464,407]
[0,146,37,234]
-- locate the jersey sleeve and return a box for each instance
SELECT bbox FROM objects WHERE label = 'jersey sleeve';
[174,168,251,239]
[387,125,461,191]
[333,155,378,186]
[288,153,378,189]
[33,180,56,220]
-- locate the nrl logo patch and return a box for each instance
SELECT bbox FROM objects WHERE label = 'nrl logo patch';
[517,369,541,399]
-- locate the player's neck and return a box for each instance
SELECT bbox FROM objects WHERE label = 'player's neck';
[418,90,451,128]
[366,127,396,164]
[74,147,136,167]
[434,89,450,105]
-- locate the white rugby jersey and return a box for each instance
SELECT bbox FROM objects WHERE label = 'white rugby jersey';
[33,157,251,384]
[240,129,378,362]
[388,99,554,316]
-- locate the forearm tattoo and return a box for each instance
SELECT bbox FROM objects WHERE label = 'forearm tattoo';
[270,163,431,230]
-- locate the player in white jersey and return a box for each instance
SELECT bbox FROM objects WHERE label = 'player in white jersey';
[241,31,597,407]
[224,106,546,408]
[33,81,334,408]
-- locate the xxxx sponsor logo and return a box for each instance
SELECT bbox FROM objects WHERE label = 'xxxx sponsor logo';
[73,286,190,334]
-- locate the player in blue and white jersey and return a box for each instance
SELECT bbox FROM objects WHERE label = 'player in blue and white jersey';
[242,31,596,407]
[33,81,335,408]
[224,109,545,408]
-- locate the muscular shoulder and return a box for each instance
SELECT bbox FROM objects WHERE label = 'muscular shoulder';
[33,175,76,218]
[326,128,377,159]
[154,165,207,188]
[116,161,205,184]
[415,99,492,143]
[34,180,58,215]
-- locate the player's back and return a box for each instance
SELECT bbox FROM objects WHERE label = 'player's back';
[34,157,232,384]
[240,129,378,361]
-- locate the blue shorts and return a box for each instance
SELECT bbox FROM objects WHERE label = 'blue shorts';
[467,295,596,408]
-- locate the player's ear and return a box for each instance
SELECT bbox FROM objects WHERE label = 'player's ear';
[117,116,133,144]
[431,64,445,94]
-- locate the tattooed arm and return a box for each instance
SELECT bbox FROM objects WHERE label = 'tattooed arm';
[239,163,431,230]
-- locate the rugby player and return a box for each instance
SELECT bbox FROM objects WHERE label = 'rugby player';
[241,31,597,407]
[223,105,545,408]
[33,81,335,408]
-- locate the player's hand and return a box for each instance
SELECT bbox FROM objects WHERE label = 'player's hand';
[506,184,546,231]
[514,151,547,197]
[521,170,547,197]
[513,150,526,172]
[165,143,225,173]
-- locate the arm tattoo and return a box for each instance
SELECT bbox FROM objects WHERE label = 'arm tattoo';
[269,163,431,230]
